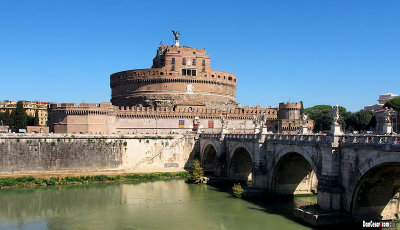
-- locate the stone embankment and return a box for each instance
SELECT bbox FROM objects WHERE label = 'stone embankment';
[0,134,197,177]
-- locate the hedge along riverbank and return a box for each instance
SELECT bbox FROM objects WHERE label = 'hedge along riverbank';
[0,172,188,189]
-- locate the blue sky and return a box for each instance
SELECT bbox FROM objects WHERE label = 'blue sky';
[0,0,399,112]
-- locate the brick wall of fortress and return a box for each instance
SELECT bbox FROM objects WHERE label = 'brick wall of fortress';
[48,103,313,135]
[110,45,237,110]
[110,69,236,110]
[0,134,197,173]
[278,102,302,120]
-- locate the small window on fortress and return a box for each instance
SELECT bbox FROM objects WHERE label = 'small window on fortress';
[182,69,187,76]
[228,76,232,80]
[202,60,205,66]
[171,65,175,71]
[171,58,175,64]
[160,72,164,75]
[211,75,214,78]
[182,58,186,65]
[202,67,205,72]
[192,59,196,66]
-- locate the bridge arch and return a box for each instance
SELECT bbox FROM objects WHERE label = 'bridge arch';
[349,152,400,220]
[228,146,253,181]
[271,147,319,195]
[201,144,217,175]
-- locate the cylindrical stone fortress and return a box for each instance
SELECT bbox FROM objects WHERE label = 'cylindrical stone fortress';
[110,45,237,110]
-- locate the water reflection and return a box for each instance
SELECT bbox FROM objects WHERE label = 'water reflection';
[0,180,312,230]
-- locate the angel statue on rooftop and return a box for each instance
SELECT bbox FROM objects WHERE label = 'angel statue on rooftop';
[172,30,180,41]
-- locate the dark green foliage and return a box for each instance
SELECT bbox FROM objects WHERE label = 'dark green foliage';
[344,110,375,132]
[0,111,11,126]
[45,177,58,186]
[13,101,27,130]
[232,183,244,198]
[384,96,400,111]
[34,110,39,126]
[304,105,375,132]
[304,105,336,132]
[9,110,16,128]
[26,115,35,126]
[0,172,189,189]
[187,160,204,184]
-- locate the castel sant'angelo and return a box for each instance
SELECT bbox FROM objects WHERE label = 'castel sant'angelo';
[48,31,313,134]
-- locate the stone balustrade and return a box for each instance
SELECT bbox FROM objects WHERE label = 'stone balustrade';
[200,132,400,147]
[338,134,400,146]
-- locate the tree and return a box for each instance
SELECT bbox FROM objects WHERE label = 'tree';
[304,105,347,132]
[0,112,11,126]
[384,96,400,111]
[13,101,27,130]
[344,110,375,132]
[187,159,204,184]
[27,115,35,126]
[34,110,39,126]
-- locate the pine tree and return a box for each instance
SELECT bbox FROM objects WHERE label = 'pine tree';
[13,101,27,130]
[34,110,39,126]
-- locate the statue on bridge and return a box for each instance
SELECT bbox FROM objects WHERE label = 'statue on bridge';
[221,116,228,129]
[384,107,393,124]
[221,116,228,134]
[301,113,308,126]
[332,105,340,125]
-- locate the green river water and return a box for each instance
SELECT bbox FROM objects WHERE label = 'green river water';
[0,180,317,230]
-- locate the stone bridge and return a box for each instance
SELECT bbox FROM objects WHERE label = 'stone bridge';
[199,133,400,220]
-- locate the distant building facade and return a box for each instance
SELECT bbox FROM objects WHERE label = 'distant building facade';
[0,100,49,126]
[48,33,313,134]
[364,93,399,111]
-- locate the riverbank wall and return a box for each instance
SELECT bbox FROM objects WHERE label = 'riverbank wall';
[0,134,198,174]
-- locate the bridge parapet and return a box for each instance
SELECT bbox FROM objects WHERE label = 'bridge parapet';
[200,133,221,139]
[338,134,400,146]
[264,134,332,145]
[224,133,258,140]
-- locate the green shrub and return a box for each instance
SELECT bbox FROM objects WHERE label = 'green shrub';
[187,160,204,184]
[232,183,244,198]
[45,177,58,186]
[0,178,17,187]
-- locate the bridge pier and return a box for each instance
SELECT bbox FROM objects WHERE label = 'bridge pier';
[317,175,342,211]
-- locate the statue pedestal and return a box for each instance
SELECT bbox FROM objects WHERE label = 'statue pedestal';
[221,127,229,135]
[300,126,309,134]
[331,124,343,135]
[254,126,260,134]
[331,124,343,147]
[174,40,180,47]
[260,126,268,134]
[383,123,392,134]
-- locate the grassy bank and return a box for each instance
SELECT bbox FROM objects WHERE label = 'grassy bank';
[0,172,188,189]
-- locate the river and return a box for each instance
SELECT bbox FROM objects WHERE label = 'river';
[0,180,316,230]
